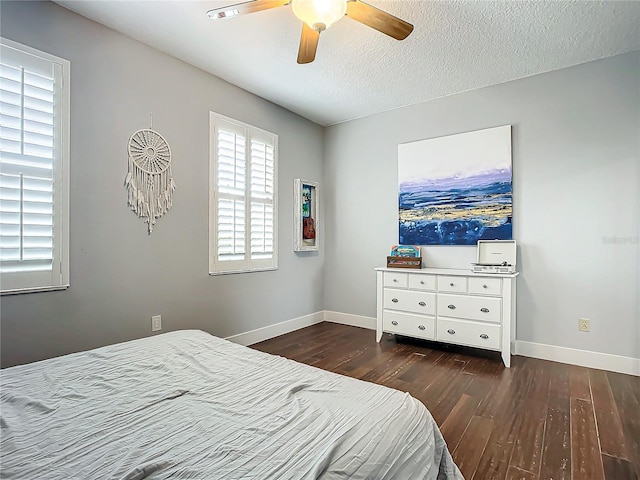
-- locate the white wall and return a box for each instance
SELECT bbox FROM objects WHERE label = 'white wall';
[0,1,324,367]
[324,52,639,360]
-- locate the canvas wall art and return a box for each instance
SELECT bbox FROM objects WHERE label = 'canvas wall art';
[398,125,512,246]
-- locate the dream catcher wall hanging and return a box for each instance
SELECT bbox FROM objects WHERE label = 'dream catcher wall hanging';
[124,128,176,234]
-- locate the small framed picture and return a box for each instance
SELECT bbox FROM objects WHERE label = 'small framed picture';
[294,178,318,252]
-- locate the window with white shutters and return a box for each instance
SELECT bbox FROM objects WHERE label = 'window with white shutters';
[209,113,277,274]
[0,38,70,294]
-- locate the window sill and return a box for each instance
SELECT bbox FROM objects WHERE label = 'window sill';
[209,267,278,276]
[1,284,70,296]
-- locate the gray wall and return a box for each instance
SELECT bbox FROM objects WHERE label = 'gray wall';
[0,1,324,367]
[324,52,639,360]
[2,1,638,368]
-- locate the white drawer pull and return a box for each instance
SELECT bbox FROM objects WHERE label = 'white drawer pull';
[391,321,399,326]
[480,307,490,313]
[447,329,456,335]
[418,301,426,307]
[448,304,456,310]
[392,298,399,303]
[480,334,489,339]
[418,325,426,331]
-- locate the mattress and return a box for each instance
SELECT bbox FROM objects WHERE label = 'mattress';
[1,329,463,479]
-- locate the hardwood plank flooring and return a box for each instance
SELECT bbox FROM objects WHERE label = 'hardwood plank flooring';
[252,322,640,480]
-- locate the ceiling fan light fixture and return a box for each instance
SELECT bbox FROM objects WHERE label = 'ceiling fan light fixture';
[291,0,347,31]
[204,0,413,65]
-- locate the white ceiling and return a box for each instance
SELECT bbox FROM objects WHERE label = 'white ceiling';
[54,0,640,126]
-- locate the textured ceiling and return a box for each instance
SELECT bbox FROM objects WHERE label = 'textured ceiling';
[54,0,640,126]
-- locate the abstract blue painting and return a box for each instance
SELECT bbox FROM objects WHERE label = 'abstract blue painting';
[398,126,512,246]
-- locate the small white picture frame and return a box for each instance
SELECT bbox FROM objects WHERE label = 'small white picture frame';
[294,178,319,252]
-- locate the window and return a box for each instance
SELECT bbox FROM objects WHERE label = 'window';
[0,38,70,294]
[209,112,277,274]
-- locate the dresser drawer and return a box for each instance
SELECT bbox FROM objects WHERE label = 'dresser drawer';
[383,289,436,315]
[437,293,502,323]
[384,271,408,288]
[469,277,502,295]
[408,274,437,291]
[437,318,501,350]
[383,310,435,340]
[438,276,468,293]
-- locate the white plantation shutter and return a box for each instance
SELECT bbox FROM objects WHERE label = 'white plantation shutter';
[209,113,277,274]
[0,38,69,294]
[216,127,246,262]
[249,137,274,260]
[217,198,245,260]
[250,202,273,259]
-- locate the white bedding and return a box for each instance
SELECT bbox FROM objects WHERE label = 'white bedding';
[1,330,462,479]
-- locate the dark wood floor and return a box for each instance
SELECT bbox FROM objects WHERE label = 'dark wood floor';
[252,322,640,480]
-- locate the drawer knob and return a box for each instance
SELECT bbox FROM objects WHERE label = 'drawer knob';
[418,325,426,331]
[480,334,489,339]
[392,298,399,303]
[480,307,490,313]
[448,304,456,310]
[393,279,398,282]
[418,301,426,307]
[483,284,488,289]
[447,329,456,335]
[420,281,425,285]
[450,282,454,287]
[391,321,399,326]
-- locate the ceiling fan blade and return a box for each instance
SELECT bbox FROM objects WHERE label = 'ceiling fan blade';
[345,0,413,40]
[297,23,320,64]
[207,0,290,20]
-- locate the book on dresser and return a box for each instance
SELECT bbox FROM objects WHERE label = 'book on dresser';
[375,267,519,367]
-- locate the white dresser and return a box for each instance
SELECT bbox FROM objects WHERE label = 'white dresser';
[376,267,519,367]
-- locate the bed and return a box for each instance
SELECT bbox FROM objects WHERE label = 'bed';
[1,329,463,479]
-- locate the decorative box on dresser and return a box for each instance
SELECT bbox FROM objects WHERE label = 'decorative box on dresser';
[375,267,519,367]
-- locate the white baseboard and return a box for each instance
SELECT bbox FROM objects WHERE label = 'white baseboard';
[324,311,376,330]
[226,311,639,377]
[516,341,640,377]
[225,311,324,346]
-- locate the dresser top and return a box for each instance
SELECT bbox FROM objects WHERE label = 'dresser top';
[375,266,519,278]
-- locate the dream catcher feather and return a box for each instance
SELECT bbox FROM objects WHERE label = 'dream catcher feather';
[124,129,176,234]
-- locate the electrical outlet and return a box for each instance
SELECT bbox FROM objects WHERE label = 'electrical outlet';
[579,318,590,332]
[151,315,162,332]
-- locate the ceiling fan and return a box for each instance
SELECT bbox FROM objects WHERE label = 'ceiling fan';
[206,0,414,64]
